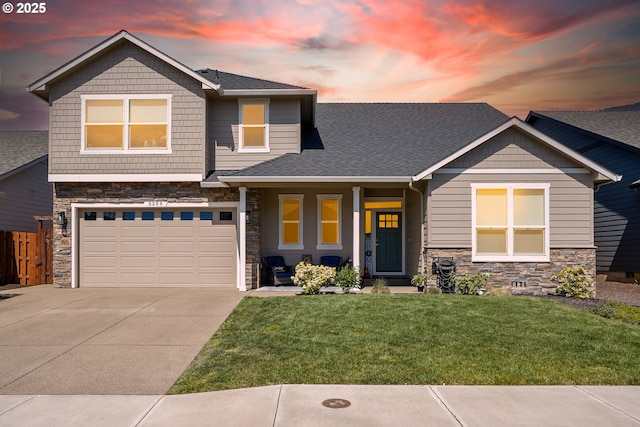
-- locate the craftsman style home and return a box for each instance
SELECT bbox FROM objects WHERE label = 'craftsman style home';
[28,30,620,294]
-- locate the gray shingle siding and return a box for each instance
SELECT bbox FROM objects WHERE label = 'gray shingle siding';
[527,113,640,273]
[48,42,206,176]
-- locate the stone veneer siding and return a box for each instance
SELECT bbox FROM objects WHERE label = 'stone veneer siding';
[425,248,596,296]
[53,182,260,289]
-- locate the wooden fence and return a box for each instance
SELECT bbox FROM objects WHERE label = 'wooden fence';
[0,227,53,286]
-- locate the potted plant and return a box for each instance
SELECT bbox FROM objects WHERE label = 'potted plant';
[411,272,427,292]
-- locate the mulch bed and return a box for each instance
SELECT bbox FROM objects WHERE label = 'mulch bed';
[538,281,640,310]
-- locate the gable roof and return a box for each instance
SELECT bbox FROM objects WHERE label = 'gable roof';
[527,111,640,151]
[217,103,509,183]
[0,131,48,179]
[413,117,621,184]
[28,30,316,101]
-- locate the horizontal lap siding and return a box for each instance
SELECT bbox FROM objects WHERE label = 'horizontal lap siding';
[49,42,205,176]
[211,98,300,171]
[529,116,640,272]
[0,162,52,232]
[428,128,594,248]
[260,188,353,267]
[429,173,593,247]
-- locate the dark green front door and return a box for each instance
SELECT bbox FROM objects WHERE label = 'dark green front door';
[375,212,402,272]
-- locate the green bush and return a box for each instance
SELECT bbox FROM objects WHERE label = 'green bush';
[552,265,594,299]
[453,272,489,295]
[370,278,391,294]
[425,286,442,295]
[336,265,362,294]
[588,301,640,325]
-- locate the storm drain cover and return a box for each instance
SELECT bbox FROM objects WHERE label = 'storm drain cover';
[322,398,351,409]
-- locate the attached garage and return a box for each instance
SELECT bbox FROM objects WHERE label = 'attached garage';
[78,207,238,287]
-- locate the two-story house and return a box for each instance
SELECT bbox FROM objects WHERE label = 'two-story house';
[28,31,620,294]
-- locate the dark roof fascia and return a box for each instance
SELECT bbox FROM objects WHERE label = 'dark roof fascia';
[216,175,411,184]
[527,111,640,156]
[0,155,48,181]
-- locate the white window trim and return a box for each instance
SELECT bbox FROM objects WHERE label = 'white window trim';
[278,194,304,250]
[238,98,270,153]
[317,194,343,250]
[80,94,172,154]
[471,183,550,262]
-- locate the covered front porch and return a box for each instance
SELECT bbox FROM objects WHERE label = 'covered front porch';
[254,184,424,286]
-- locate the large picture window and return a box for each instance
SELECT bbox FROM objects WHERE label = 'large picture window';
[472,184,549,262]
[239,99,269,152]
[317,195,342,249]
[82,95,171,152]
[279,194,303,249]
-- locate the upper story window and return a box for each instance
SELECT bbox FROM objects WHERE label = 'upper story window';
[472,184,550,262]
[238,99,269,153]
[81,95,171,153]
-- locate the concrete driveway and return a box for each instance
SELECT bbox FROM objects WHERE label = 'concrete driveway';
[0,285,243,395]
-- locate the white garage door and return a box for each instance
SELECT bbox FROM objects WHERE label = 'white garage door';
[79,208,237,287]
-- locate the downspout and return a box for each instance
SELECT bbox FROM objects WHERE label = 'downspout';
[408,180,425,274]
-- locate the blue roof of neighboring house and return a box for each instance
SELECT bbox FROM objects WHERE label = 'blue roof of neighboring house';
[0,131,48,178]
[531,111,640,151]
[219,103,508,179]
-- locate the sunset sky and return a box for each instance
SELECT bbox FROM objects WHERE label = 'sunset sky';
[1,0,639,130]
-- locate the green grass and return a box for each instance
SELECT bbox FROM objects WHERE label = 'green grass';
[168,294,640,394]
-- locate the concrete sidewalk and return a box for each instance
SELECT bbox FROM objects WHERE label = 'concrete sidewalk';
[1,385,639,426]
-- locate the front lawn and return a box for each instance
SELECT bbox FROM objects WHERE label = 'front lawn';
[169,294,640,394]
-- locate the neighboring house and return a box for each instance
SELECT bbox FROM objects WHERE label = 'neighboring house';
[28,30,619,294]
[0,131,52,232]
[526,111,639,282]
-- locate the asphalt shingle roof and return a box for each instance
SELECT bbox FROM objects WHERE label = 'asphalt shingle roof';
[0,131,48,178]
[534,111,640,150]
[196,69,308,90]
[224,103,508,178]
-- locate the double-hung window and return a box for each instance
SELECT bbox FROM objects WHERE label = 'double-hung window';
[82,95,171,152]
[472,184,549,262]
[238,99,269,152]
[279,195,303,250]
[317,195,342,250]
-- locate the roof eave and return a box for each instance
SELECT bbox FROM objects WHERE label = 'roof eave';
[412,117,622,184]
[219,89,317,97]
[26,30,220,101]
[218,175,411,184]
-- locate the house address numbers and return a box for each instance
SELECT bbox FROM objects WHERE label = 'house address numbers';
[145,201,168,207]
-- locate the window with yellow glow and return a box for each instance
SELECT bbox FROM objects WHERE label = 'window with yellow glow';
[239,100,269,151]
[279,195,303,249]
[364,201,402,234]
[317,195,342,248]
[473,185,548,261]
[83,96,169,151]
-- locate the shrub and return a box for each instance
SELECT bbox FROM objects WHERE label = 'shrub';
[410,272,427,287]
[453,272,489,295]
[425,286,442,295]
[336,265,362,294]
[292,262,336,295]
[552,265,594,299]
[370,278,391,294]
[588,301,640,325]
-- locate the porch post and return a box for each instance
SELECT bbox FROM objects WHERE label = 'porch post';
[352,186,361,270]
[239,186,247,291]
